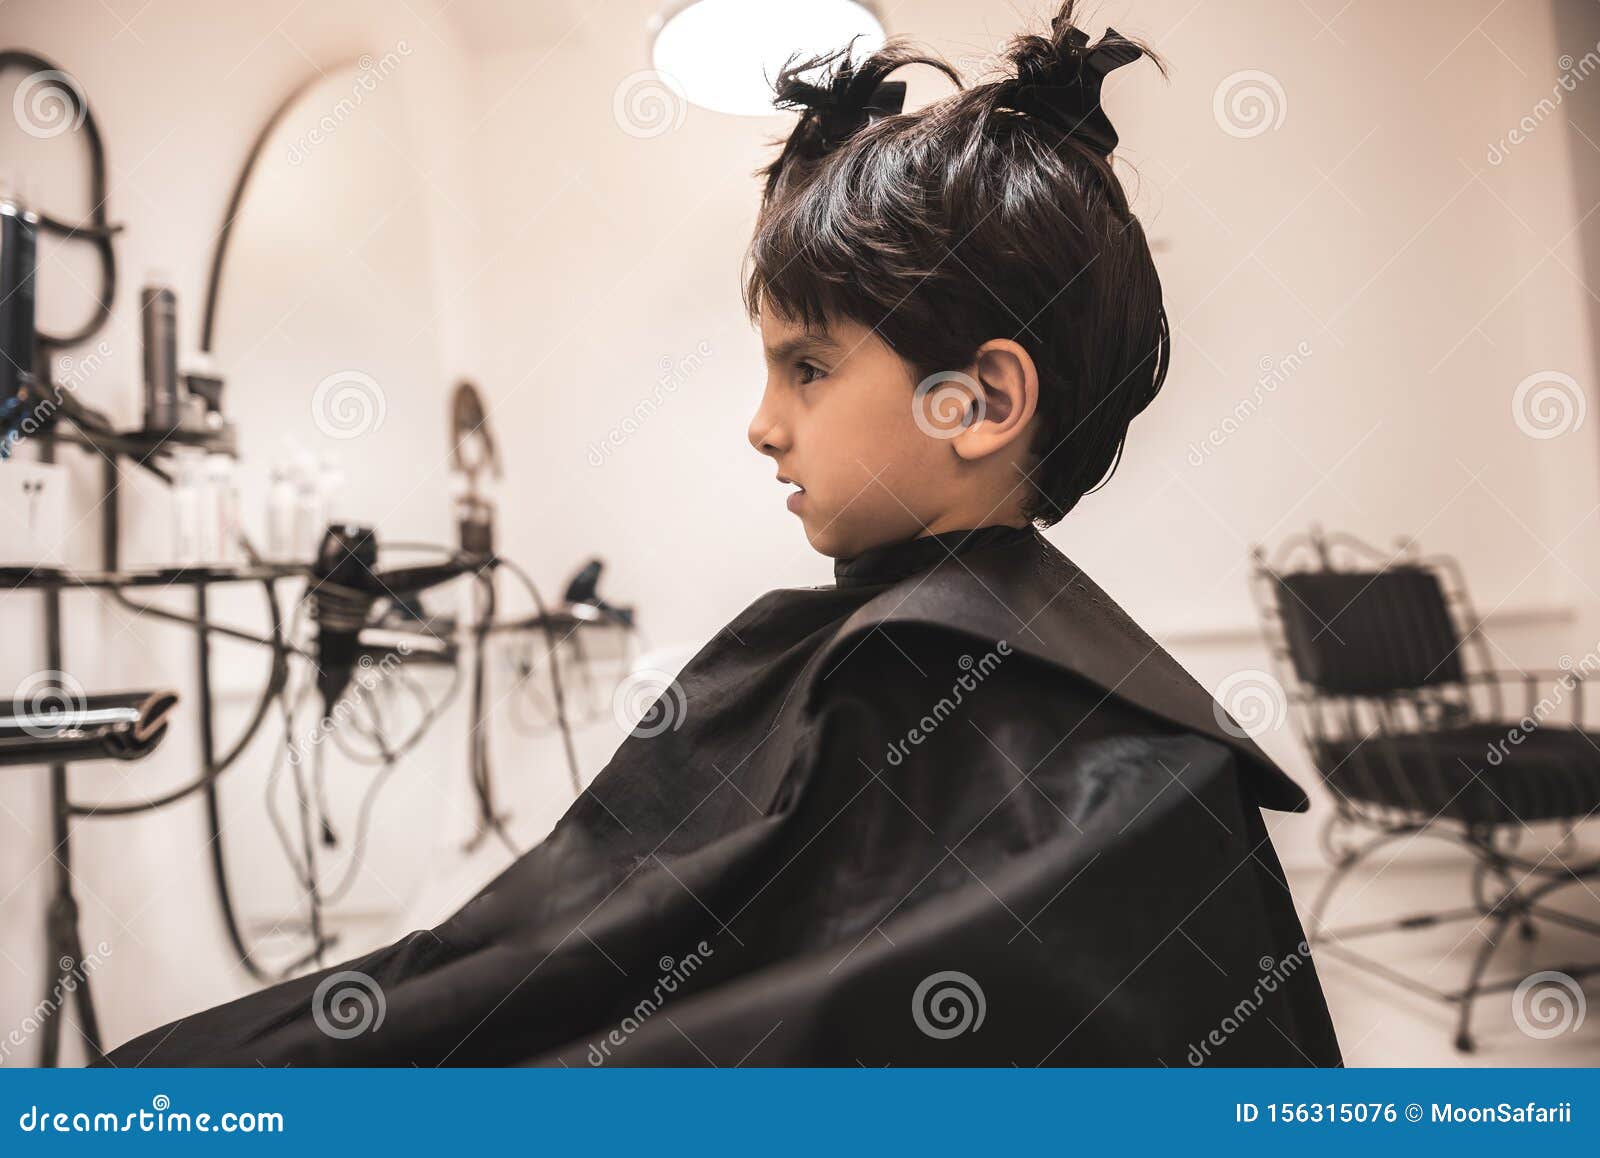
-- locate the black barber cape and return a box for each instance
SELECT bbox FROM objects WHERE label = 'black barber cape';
[111,525,1342,1067]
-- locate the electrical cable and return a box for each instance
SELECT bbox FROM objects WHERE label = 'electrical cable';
[492,554,583,796]
[204,582,297,983]
[69,578,291,816]
[0,51,120,352]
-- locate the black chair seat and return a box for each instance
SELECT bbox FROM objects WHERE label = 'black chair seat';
[1317,724,1600,824]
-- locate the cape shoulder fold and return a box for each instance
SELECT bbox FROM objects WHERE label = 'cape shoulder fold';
[805,529,1311,813]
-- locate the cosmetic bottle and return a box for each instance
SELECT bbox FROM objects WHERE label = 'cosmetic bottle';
[294,450,324,561]
[141,278,181,432]
[206,452,240,566]
[317,455,346,528]
[267,461,298,562]
[170,448,202,566]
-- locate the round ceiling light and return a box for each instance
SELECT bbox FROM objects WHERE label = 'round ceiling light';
[650,0,886,117]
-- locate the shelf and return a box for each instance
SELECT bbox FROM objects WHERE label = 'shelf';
[42,421,238,460]
[0,562,308,591]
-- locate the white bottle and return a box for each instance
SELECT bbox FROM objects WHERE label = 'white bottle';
[316,455,346,528]
[170,449,202,567]
[206,453,239,566]
[294,451,324,561]
[267,461,298,562]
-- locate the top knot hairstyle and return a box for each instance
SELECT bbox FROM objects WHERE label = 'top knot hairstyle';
[745,0,1170,525]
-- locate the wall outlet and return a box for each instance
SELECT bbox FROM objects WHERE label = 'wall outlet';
[0,460,68,567]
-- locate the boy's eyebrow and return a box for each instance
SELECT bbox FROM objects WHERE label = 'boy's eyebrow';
[764,333,843,364]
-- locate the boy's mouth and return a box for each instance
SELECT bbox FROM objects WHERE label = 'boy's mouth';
[778,474,807,514]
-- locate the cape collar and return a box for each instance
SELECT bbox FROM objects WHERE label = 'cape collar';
[815,528,1312,813]
[833,524,1038,589]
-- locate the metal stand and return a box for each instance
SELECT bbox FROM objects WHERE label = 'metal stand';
[20,428,299,1066]
[37,570,107,1066]
[1306,813,1600,1052]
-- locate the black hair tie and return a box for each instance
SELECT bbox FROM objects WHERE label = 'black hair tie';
[1010,24,1142,157]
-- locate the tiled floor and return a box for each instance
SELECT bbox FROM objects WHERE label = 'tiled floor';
[1285,854,1600,1066]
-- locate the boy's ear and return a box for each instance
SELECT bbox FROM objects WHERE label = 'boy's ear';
[950,339,1039,463]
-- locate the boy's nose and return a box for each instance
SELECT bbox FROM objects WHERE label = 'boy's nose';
[747,405,788,457]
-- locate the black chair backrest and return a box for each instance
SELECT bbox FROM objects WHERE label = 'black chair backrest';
[1273,567,1464,694]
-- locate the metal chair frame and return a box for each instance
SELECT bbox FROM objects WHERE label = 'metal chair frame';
[1250,527,1600,1051]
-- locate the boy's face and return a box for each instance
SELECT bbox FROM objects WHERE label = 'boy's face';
[749,307,973,559]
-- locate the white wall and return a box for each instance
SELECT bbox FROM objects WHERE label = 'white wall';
[4,0,1600,1063]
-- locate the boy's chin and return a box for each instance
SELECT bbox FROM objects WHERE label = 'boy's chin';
[801,518,913,561]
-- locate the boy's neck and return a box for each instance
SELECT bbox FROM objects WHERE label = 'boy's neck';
[915,511,1032,540]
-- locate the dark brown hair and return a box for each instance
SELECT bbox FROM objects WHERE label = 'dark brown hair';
[744,1,1169,525]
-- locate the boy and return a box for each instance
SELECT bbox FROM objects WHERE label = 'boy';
[112,2,1340,1067]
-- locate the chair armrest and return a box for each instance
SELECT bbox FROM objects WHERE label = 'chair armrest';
[1462,669,1589,729]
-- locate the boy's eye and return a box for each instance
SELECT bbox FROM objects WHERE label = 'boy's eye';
[796,361,826,385]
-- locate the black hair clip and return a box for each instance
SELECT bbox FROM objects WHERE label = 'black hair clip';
[1011,24,1143,157]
